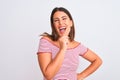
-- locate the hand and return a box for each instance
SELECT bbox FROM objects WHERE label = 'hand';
[58,36,69,50]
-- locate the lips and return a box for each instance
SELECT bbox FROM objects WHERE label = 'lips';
[59,27,66,34]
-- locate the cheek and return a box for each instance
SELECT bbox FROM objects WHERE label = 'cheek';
[69,21,73,27]
[53,23,57,28]
[53,23,59,28]
[66,20,72,27]
[53,24,59,31]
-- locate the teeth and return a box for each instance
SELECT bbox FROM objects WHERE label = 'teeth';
[59,27,66,30]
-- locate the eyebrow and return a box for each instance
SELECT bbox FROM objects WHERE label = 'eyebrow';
[53,16,67,20]
[61,16,67,18]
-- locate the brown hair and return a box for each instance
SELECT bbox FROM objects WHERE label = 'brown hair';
[42,7,75,41]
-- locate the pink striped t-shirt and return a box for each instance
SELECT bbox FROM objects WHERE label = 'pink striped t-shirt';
[37,38,88,80]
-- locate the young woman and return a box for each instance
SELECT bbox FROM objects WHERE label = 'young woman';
[37,7,102,80]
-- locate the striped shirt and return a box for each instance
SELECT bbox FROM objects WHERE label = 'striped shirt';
[37,38,88,80]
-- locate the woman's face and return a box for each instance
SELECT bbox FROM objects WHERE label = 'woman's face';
[53,11,73,37]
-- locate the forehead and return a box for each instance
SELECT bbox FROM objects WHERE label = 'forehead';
[53,11,69,18]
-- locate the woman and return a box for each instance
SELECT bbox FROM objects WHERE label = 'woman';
[37,7,102,80]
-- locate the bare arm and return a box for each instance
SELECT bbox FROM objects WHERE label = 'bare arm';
[38,49,65,80]
[77,49,102,80]
[37,36,69,80]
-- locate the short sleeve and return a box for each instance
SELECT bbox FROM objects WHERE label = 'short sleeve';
[78,44,88,56]
[37,38,52,54]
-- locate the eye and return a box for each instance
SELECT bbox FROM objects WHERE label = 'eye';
[62,17,67,20]
[53,19,59,22]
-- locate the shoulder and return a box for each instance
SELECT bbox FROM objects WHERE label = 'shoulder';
[71,40,87,49]
[40,36,56,46]
[69,40,80,49]
[72,40,80,46]
[40,36,52,42]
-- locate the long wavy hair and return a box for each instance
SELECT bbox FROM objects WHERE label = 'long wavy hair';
[41,7,75,41]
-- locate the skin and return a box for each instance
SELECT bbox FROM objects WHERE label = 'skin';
[37,11,102,80]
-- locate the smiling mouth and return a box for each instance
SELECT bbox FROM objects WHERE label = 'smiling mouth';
[59,27,66,34]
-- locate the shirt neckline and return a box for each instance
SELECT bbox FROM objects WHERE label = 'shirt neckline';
[41,37,81,50]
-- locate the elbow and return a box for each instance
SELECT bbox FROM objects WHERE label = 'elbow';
[98,57,103,66]
[95,57,103,67]
[43,71,54,80]
[91,57,103,67]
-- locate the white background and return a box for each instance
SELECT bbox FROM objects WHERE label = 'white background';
[0,0,120,80]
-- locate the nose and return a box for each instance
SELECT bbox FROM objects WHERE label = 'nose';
[59,20,63,25]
